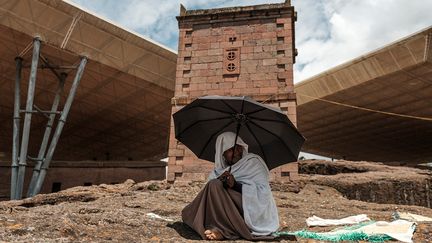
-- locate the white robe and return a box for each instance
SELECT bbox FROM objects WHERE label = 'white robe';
[208,132,279,236]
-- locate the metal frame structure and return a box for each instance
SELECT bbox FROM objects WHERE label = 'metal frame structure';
[0,0,175,199]
[27,72,66,197]
[10,37,88,200]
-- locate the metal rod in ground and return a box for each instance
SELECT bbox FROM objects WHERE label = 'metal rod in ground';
[33,56,87,196]
[16,37,41,200]
[27,73,66,197]
[11,57,23,200]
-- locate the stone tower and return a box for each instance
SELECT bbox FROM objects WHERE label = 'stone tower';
[167,1,298,182]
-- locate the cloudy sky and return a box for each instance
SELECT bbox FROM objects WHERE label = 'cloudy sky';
[68,0,432,83]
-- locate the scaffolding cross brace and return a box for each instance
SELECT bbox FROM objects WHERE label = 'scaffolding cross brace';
[10,37,88,199]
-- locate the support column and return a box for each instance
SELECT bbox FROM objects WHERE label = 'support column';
[16,37,41,199]
[27,73,66,197]
[11,57,22,200]
[33,56,87,195]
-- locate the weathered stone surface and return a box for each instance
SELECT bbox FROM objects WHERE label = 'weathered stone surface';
[0,161,431,242]
[298,160,432,208]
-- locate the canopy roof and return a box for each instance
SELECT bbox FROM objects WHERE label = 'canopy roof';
[295,27,432,163]
[0,0,177,161]
[2,0,431,164]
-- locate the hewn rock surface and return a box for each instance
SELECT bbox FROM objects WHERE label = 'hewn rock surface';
[299,160,432,208]
[0,160,431,242]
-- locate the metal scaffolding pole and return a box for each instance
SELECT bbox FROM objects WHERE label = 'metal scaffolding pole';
[33,56,87,196]
[16,37,41,200]
[27,73,66,197]
[11,57,23,200]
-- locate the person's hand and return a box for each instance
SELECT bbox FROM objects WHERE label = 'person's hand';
[218,171,235,188]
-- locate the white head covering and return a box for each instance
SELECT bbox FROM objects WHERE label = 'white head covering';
[214,132,248,170]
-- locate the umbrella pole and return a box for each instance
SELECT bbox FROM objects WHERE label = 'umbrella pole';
[229,98,246,172]
[228,124,241,173]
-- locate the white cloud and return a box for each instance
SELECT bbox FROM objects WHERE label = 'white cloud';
[292,0,432,81]
[70,0,284,51]
[70,0,432,83]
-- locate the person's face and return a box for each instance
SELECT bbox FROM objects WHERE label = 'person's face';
[223,145,243,165]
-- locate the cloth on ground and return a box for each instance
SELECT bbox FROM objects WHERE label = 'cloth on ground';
[394,212,432,222]
[274,219,415,243]
[359,220,415,243]
[312,219,414,243]
[306,214,370,227]
[146,213,173,222]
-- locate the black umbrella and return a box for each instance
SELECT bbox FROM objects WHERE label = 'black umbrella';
[173,95,305,170]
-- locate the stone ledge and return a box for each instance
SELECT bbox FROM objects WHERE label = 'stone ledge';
[180,1,291,16]
[172,92,297,105]
[0,160,166,168]
[177,2,294,25]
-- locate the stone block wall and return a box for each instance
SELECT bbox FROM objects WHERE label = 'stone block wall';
[0,161,166,200]
[168,1,298,182]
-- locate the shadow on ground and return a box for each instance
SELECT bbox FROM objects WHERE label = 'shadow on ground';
[167,221,202,240]
[167,221,297,242]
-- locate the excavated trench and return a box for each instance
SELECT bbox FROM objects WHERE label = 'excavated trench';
[298,160,432,208]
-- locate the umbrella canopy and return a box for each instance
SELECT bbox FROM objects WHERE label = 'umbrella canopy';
[173,96,305,170]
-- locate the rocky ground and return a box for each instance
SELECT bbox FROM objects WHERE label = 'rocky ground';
[0,160,431,242]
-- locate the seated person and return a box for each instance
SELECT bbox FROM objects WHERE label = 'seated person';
[182,132,279,240]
